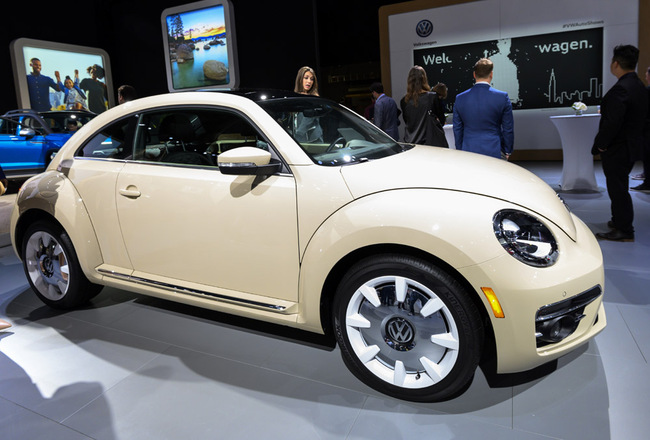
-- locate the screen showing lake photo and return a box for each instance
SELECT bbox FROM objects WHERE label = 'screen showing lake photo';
[165,4,230,89]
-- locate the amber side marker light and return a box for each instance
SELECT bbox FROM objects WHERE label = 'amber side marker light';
[481,287,505,318]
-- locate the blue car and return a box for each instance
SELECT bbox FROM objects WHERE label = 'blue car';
[0,109,95,179]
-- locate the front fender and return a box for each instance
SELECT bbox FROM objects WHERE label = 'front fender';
[297,188,512,330]
[11,171,104,281]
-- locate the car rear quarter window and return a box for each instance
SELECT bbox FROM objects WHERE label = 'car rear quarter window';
[132,108,272,168]
[75,107,283,171]
[76,116,135,159]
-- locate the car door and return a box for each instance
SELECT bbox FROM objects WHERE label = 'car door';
[0,116,47,174]
[68,115,135,271]
[114,107,300,303]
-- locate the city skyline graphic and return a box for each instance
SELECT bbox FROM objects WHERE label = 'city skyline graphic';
[545,69,602,105]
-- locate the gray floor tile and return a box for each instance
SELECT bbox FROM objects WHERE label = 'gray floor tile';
[512,350,610,440]
[594,303,642,362]
[603,268,650,305]
[0,318,170,422]
[617,304,650,361]
[600,353,650,440]
[64,345,366,440]
[400,367,515,429]
[0,397,93,440]
[349,396,549,440]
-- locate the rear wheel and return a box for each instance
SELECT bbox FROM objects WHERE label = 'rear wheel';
[334,254,484,401]
[22,221,103,309]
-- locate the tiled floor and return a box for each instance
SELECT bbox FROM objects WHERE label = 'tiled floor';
[1,161,649,440]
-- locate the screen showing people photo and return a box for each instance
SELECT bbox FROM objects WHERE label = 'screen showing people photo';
[161,0,238,91]
[10,38,114,113]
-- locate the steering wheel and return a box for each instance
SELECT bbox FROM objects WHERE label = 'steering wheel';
[325,136,346,152]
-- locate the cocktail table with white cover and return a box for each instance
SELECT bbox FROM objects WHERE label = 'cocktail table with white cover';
[550,114,600,192]
[443,124,455,149]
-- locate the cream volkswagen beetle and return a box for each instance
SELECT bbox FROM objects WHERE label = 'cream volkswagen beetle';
[10,90,606,401]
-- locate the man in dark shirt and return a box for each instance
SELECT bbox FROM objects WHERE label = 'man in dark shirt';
[630,66,650,193]
[370,82,400,140]
[26,58,60,111]
[592,45,648,241]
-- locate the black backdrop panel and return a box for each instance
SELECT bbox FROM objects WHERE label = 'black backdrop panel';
[415,27,603,111]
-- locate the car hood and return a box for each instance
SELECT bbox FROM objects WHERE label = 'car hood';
[339,145,577,240]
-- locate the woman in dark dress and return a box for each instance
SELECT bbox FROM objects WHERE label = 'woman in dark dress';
[400,66,446,146]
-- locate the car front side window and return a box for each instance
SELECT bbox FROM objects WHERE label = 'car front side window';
[259,97,404,166]
[0,118,19,135]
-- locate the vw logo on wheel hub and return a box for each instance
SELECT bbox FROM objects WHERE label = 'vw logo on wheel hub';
[39,256,55,278]
[384,317,416,351]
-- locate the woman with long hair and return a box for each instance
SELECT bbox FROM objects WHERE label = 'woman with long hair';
[294,66,319,96]
[292,66,323,142]
[400,66,447,145]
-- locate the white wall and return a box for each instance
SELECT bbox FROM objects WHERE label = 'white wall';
[387,0,639,150]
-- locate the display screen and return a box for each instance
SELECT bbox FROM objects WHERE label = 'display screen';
[414,27,603,111]
[161,0,238,91]
[10,38,114,113]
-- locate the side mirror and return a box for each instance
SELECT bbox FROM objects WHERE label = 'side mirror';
[218,146,281,176]
[19,128,36,139]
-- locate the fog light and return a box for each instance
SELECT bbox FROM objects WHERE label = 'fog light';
[536,315,581,343]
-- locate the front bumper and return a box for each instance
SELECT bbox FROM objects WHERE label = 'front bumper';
[458,212,606,374]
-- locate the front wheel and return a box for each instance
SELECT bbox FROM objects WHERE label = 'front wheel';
[333,254,484,401]
[22,221,103,309]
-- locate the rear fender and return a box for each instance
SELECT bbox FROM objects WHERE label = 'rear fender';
[12,171,104,281]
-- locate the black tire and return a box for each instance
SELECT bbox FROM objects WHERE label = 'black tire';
[21,221,103,309]
[333,254,484,402]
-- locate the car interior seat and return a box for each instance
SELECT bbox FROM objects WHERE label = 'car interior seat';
[158,113,196,150]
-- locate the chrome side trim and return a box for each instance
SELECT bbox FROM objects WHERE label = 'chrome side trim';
[97,268,131,279]
[97,268,287,311]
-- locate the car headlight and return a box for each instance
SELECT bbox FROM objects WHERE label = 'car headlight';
[493,210,558,267]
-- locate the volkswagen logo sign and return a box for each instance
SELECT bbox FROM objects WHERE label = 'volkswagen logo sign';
[416,19,433,38]
[384,317,416,351]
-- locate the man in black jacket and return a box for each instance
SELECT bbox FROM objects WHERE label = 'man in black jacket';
[630,65,650,192]
[592,45,648,242]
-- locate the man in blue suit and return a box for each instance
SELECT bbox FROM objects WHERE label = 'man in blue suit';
[370,82,400,140]
[453,58,514,159]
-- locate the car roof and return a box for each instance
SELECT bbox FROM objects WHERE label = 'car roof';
[2,109,43,119]
[2,109,96,119]
[200,88,306,102]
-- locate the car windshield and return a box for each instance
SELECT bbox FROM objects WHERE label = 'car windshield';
[40,112,95,133]
[258,97,409,166]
